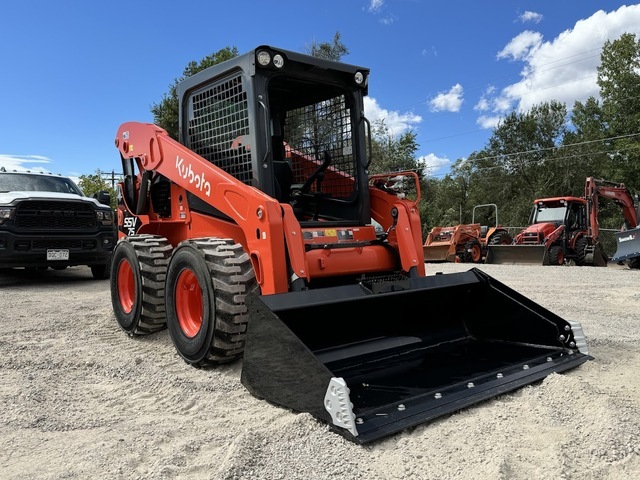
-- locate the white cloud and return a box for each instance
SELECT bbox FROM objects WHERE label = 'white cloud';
[0,154,51,172]
[379,15,395,25]
[363,97,422,136]
[429,84,464,112]
[476,115,501,129]
[368,0,384,13]
[489,5,640,115]
[418,153,450,174]
[497,30,543,61]
[362,98,451,174]
[519,11,543,24]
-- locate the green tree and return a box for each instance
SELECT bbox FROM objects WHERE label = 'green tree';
[562,96,612,180]
[150,46,239,140]
[597,32,640,190]
[306,32,348,60]
[78,170,117,209]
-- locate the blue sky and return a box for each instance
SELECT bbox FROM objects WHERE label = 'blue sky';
[1,1,639,183]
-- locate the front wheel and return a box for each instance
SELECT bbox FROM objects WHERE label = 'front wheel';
[110,235,172,335]
[462,240,483,263]
[91,263,109,279]
[165,238,258,367]
[548,245,565,266]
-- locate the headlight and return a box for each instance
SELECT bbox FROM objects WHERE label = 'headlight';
[257,50,271,66]
[256,49,285,69]
[0,207,14,224]
[273,54,285,68]
[96,210,114,225]
[354,71,367,87]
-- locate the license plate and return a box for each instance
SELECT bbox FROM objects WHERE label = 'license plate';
[47,249,69,261]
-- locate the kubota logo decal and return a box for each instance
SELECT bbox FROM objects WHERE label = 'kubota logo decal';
[175,155,211,196]
[618,233,637,243]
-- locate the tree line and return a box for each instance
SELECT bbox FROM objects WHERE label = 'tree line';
[80,32,640,237]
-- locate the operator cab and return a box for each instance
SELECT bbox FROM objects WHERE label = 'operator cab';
[178,46,372,227]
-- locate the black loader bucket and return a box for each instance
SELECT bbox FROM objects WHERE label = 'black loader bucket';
[611,227,640,263]
[485,245,548,265]
[241,269,592,444]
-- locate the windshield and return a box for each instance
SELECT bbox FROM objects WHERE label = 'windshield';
[0,173,84,195]
[533,205,567,224]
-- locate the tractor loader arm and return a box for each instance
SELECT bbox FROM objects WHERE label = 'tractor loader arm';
[115,121,302,294]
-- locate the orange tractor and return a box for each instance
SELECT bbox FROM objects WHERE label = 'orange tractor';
[109,46,591,444]
[423,204,512,263]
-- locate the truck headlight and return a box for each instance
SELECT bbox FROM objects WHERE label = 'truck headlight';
[96,210,114,225]
[0,207,15,225]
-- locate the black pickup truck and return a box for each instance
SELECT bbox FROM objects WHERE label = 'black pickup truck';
[0,169,117,279]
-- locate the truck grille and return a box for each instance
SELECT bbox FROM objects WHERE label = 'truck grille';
[15,200,96,231]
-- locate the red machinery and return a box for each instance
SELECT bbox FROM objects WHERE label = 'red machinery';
[109,46,591,444]
[487,177,638,266]
[423,204,512,263]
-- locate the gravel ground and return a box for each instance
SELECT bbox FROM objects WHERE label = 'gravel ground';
[1,262,639,480]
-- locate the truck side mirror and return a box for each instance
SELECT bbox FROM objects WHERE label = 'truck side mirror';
[95,191,111,206]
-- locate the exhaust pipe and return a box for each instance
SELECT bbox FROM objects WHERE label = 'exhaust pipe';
[241,269,592,444]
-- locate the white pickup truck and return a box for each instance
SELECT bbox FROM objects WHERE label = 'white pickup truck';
[0,168,117,279]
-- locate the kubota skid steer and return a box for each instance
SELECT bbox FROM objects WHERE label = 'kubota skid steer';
[110,45,592,444]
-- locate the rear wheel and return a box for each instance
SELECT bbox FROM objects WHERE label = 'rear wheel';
[488,231,513,245]
[165,238,258,367]
[110,235,172,335]
[548,245,565,265]
[574,237,588,266]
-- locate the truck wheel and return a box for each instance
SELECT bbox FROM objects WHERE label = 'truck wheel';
[165,238,258,367]
[110,235,172,335]
[548,245,564,265]
[91,263,110,279]
[574,237,588,266]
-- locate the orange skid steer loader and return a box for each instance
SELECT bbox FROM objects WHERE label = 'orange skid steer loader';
[109,46,592,444]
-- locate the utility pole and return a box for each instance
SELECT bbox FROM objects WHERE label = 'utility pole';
[101,170,123,190]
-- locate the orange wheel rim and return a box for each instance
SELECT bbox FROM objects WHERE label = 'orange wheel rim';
[175,269,203,338]
[117,259,135,314]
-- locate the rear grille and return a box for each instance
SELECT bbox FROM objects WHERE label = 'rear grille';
[15,200,96,231]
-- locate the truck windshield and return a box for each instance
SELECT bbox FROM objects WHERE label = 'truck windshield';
[534,206,567,224]
[0,173,84,195]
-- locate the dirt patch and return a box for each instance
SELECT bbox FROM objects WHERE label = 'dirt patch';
[1,263,639,479]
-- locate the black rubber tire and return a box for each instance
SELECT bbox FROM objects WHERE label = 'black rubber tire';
[110,235,172,335]
[548,245,565,265]
[461,240,483,263]
[90,263,110,279]
[488,231,513,246]
[626,257,640,269]
[165,238,258,367]
[574,236,588,266]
